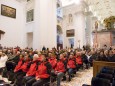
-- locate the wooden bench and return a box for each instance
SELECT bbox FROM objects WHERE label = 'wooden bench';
[93,61,115,77]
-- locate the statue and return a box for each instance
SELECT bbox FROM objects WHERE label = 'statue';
[68,14,73,24]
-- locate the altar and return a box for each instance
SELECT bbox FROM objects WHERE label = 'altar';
[93,29,115,48]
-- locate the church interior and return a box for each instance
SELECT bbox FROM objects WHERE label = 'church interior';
[0,0,115,86]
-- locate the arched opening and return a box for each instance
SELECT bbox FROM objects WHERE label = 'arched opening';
[57,25,63,50]
[0,30,5,40]
[57,3,60,8]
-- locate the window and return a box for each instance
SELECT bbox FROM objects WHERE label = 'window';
[26,9,34,22]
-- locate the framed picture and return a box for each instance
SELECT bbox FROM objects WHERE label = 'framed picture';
[1,4,16,18]
[26,9,34,22]
[66,29,75,37]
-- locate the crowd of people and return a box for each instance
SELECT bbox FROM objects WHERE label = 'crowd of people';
[0,45,115,86]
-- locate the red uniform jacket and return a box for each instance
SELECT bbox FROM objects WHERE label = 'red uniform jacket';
[14,58,24,72]
[55,59,66,73]
[76,56,83,65]
[48,58,57,69]
[67,58,76,68]
[38,56,42,62]
[21,60,30,72]
[36,62,51,79]
[26,60,38,76]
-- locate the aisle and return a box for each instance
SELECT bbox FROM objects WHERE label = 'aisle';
[61,67,93,86]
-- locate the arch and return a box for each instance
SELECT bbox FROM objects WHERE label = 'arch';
[0,30,5,40]
[57,25,63,49]
[57,3,60,8]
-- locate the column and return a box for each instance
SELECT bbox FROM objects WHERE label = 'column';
[33,0,57,50]
[85,11,93,46]
[74,11,86,49]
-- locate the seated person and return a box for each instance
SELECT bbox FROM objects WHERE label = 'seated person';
[67,54,76,81]
[97,51,108,61]
[26,55,51,86]
[54,54,67,86]
[48,53,57,69]
[6,51,20,71]
[13,55,30,85]
[0,52,8,78]
[108,50,115,62]
[76,52,83,70]
[22,54,40,85]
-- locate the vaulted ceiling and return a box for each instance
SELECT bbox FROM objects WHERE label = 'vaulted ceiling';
[61,0,115,21]
[85,0,115,21]
[16,0,115,21]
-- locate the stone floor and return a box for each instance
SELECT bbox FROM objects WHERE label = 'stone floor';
[61,67,93,86]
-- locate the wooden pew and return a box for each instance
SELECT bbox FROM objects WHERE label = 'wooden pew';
[93,61,115,77]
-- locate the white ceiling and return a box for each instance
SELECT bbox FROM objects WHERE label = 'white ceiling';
[86,0,115,21]
[16,0,115,21]
[61,0,115,21]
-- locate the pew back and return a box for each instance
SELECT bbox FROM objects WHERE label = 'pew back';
[93,61,115,77]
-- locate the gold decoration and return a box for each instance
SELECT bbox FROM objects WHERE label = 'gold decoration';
[103,16,115,29]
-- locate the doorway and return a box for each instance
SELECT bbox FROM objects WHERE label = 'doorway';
[57,25,63,50]
[27,32,33,48]
[68,38,74,48]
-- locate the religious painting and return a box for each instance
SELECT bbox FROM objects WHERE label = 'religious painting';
[66,29,75,37]
[1,4,16,18]
[26,9,34,22]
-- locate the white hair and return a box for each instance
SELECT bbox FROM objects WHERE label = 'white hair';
[33,54,39,59]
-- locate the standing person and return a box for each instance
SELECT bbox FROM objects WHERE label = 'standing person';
[86,51,92,68]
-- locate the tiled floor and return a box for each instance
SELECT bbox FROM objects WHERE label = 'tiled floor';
[61,67,93,86]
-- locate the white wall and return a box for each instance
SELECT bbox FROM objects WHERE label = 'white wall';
[62,3,86,49]
[0,0,25,48]
[0,0,58,50]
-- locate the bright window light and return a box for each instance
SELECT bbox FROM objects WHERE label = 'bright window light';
[74,0,80,4]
